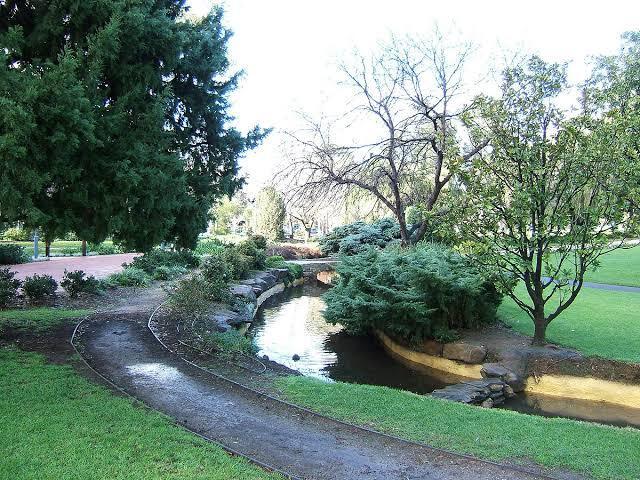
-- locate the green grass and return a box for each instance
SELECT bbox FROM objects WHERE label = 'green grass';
[0,348,279,479]
[0,308,93,332]
[277,376,640,480]
[0,240,119,258]
[498,284,640,362]
[584,247,640,287]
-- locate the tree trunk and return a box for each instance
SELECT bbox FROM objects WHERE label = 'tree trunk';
[45,240,51,257]
[532,311,547,345]
[81,240,87,256]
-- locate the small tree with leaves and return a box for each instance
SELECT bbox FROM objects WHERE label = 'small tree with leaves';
[461,56,639,345]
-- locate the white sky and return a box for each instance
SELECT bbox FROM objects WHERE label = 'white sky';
[188,0,640,194]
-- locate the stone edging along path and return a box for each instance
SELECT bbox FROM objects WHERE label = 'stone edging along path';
[70,277,573,480]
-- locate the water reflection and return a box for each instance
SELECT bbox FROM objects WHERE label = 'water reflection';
[251,283,640,429]
[251,283,449,392]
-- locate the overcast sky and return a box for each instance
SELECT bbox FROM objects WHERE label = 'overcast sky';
[188,0,640,194]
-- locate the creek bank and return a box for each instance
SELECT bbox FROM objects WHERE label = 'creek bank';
[377,328,640,409]
[202,268,305,332]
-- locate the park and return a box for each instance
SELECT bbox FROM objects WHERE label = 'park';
[1,1,640,480]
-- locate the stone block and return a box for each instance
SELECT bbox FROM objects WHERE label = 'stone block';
[442,342,487,364]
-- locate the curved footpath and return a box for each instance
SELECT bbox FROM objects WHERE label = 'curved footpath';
[74,311,580,480]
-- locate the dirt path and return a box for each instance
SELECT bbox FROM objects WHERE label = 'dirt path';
[74,313,577,480]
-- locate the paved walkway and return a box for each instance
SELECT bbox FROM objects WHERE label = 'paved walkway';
[7,253,138,282]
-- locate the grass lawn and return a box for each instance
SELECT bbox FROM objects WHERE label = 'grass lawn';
[0,348,279,480]
[0,240,118,258]
[584,247,640,287]
[277,376,640,480]
[0,308,93,332]
[498,284,640,362]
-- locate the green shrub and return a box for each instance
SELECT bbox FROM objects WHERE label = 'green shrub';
[319,218,400,256]
[0,268,21,307]
[236,239,266,270]
[324,243,502,344]
[265,255,286,268]
[195,239,226,256]
[152,265,188,281]
[199,329,258,358]
[104,267,151,287]
[127,248,199,274]
[169,273,231,317]
[249,234,267,250]
[201,254,233,285]
[221,247,252,279]
[0,227,32,242]
[0,244,28,265]
[23,274,58,300]
[285,263,304,283]
[60,270,101,297]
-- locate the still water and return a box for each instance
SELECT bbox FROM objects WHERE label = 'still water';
[250,283,640,429]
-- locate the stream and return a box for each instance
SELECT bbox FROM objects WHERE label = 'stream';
[250,283,640,429]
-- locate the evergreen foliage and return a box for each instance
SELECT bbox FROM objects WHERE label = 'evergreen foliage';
[319,218,400,256]
[254,187,285,241]
[0,2,266,249]
[324,244,502,343]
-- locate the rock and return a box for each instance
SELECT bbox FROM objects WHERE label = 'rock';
[481,362,524,392]
[489,383,503,392]
[431,379,506,404]
[230,284,256,303]
[262,354,270,361]
[481,363,511,378]
[504,385,515,398]
[480,398,494,408]
[292,354,300,361]
[422,339,444,356]
[270,268,290,282]
[442,342,487,364]
[253,271,277,290]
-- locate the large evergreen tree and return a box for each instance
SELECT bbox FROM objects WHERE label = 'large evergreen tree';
[0,1,264,250]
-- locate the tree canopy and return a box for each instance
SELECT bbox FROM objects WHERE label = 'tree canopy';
[0,1,265,250]
[254,186,285,241]
[460,54,640,344]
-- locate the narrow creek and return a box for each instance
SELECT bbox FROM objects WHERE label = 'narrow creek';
[250,283,640,429]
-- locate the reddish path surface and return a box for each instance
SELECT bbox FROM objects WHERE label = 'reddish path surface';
[7,253,138,282]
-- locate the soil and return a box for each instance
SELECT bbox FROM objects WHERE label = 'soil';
[462,324,640,384]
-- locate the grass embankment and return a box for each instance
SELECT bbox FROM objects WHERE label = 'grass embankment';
[0,348,279,480]
[0,308,93,332]
[277,376,640,480]
[498,284,640,362]
[583,247,640,287]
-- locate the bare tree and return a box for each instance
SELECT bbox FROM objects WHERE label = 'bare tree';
[281,33,488,244]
